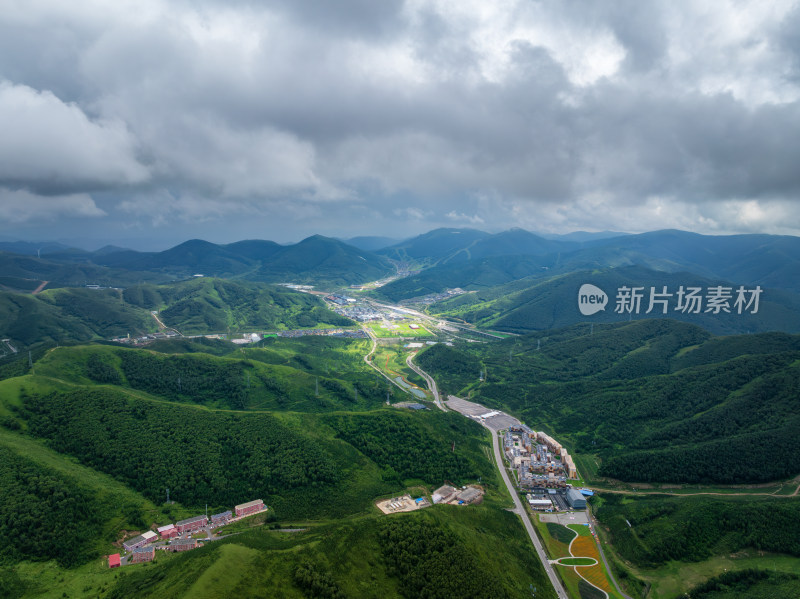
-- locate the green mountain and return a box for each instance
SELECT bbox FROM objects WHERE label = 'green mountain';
[0,278,351,350]
[376,254,552,302]
[416,319,800,485]
[428,265,800,335]
[0,251,163,289]
[375,228,800,304]
[48,235,394,286]
[248,235,393,285]
[344,235,403,251]
[378,228,493,263]
[123,277,351,334]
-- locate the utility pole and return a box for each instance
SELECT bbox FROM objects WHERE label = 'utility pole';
[177,376,182,393]
[166,488,170,504]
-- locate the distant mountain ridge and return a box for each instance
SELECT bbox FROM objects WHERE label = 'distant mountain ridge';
[2,235,394,287]
[375,227,800,300]
[428,265,800,335]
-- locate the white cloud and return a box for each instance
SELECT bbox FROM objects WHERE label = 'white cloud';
[0,81,149,192]
[0,187,105,223]
[1,0,800,239]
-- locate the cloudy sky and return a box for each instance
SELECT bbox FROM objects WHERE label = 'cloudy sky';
[2,0,800,249]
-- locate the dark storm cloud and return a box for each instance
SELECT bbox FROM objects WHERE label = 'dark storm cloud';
[1,0,800,242]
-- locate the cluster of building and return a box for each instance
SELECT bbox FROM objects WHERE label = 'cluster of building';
[503,425,578,490]
[331,303,383,322]
[398,288,466,307]
[275,328,368,339]
[325,294,357,306]
[525,488,590,512]
[432,485,484,506]
[110,330,180,345]
[109,499,266,568]
[376,494,430,514]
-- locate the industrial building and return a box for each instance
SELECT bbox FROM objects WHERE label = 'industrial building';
[566,488,587,509]
[455,487,482,504]
[432,485,457,504]
[235,499,265,517]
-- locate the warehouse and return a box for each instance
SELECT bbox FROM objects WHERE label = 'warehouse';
[432,485,456,504]
[455,487,482,504]
[566,488,587,509]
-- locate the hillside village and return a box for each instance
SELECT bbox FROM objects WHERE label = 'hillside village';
[108,499,267,568]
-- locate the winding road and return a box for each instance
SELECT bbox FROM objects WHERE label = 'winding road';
[406,352,568,598]
[406,352,446,411]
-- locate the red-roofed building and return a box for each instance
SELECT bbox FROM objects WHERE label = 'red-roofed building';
[108,553,121,568]
[157,524,178,539]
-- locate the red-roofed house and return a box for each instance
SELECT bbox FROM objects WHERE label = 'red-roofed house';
[108,553,121,568]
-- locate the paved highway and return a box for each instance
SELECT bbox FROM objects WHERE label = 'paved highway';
[487,426,570,599]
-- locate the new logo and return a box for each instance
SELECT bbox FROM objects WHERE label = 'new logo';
[578,284,608,316]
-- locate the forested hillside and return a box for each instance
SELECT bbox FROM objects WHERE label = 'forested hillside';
[426,265,800,335]
[0,278,351,350]
[595,493,800,568]
[31,343,390,413]
[5,379,490,520]
[417,320,800,484]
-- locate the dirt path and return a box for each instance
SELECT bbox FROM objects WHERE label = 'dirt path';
[589,486,800,498]
[32,280,48,294]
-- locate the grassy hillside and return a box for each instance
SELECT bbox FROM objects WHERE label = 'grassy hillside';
[593,493,800,598]
[30,343,388,412]
[375,254,552,302]
[122,278,352,334]
[0,427,169,570]
[102,508,557,599]
[417,320,800,484]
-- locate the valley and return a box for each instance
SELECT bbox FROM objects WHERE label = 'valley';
[1,228,799,599]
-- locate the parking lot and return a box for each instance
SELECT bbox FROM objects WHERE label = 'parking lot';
[445,396,521,431]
